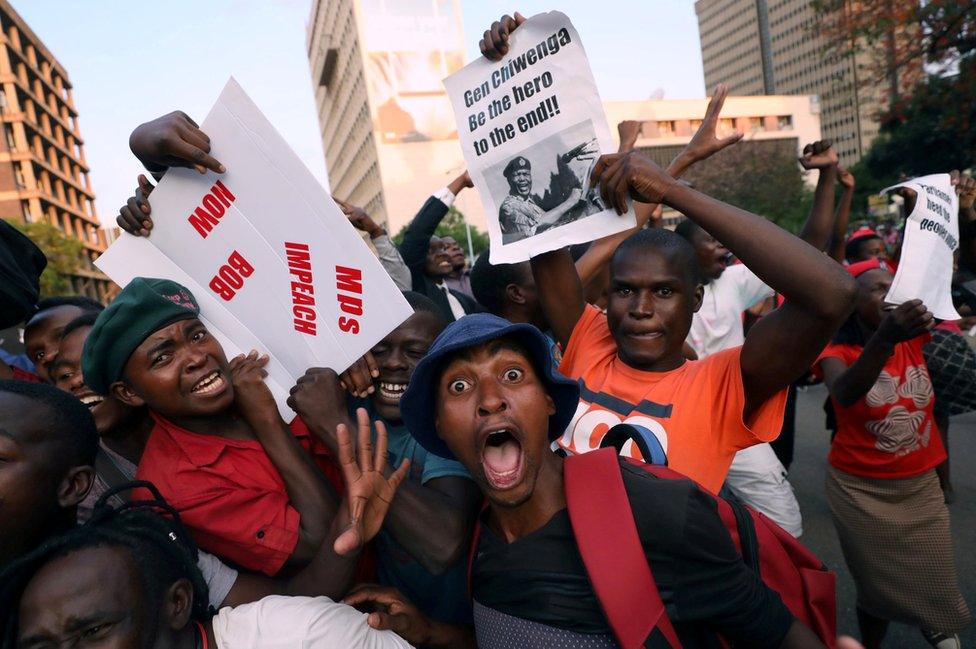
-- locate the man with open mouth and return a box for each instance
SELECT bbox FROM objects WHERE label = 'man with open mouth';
[377,313,833,648]
[79,277,346,579]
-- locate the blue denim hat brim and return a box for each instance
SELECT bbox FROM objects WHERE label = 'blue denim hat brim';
[400,313,580,460]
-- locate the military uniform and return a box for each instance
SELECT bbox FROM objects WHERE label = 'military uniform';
[498,156,546,242]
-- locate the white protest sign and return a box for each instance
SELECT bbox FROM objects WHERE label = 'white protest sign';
[443,12,634,264]
[97,78,413,417]
[882,173,961,320]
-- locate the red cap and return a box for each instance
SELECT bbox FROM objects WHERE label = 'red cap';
[846,227,881,244]
[846,258,891,278]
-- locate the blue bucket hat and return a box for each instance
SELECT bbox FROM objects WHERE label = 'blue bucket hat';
[400,313,580,460]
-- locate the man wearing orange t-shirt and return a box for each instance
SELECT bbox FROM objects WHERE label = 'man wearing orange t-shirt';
[532,149,857,494]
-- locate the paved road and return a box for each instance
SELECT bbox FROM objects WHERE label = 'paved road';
[790,384,974,646]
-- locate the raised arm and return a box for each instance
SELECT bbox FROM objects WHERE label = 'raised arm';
[797,140,839,250]
[576,86,743,288]
[531,247,586,348]
[828,166,855,263]
[378,472,482,575]
[224,412,412,605]
[821,300,933,406]
[335,196,412,291]
[399,172,473,276]
[592,151,856,419]
[230,352,338,568]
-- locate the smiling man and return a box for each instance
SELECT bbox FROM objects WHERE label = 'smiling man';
[79,277,342,577]
[398,173,481,323]
[389,313,830,648]
[23,296,103,382]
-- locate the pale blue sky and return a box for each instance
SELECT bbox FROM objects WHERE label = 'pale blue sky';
[11,1,703,226]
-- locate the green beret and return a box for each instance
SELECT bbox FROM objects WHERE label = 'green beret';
[82,277,200,395]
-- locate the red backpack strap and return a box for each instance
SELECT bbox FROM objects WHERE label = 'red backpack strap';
[564,448,682,649]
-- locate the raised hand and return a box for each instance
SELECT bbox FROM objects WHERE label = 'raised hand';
[877,299,935,344]
[343,585,434,646]
[334,196,384,238]
[617,120,641,153]
[333,408,411,556]
[480,13,528,61]
[229,350,277,421]
[590,151,676,215]
[129,111,225,175]
[116,174,155,236]
[799,139,839,170]
[338,351,379,398]
[682,84,743,163]
[837,164,855,190]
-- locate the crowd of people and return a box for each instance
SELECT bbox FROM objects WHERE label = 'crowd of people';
[0,12,973,649]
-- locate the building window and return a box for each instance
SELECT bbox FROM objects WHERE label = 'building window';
[778,115,793,130]
[657,120,676,137]
[4,124,15,149]
[22,201,32,222]
[749,117,764,132]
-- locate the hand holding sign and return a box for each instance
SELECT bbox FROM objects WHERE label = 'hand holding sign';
[877,299,935,344]
[116,174,155,236]
[129,110,226,175]
[881,173,960,320]
[479,13,528,60]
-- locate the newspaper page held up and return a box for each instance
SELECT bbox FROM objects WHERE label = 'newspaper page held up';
[882,173,961,321]
[443,12,634,264]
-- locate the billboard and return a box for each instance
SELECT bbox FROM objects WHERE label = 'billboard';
[360,0,465,143]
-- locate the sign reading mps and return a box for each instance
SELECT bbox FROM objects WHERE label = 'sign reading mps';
[96,78,412,417]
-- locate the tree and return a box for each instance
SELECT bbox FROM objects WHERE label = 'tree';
[813,0,974,104]
[848,57,976,212]
[681,139,815,235]
[4,218,83,296]
[393,207,489,260]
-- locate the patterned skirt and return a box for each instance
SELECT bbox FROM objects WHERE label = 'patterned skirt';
[825,466,971,632]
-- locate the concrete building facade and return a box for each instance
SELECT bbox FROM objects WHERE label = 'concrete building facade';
[0,0,109,300]
[307,0,486,237]
[695,0,890,167]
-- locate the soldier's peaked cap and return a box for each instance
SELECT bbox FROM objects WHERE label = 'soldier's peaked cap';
[503,156,531,178]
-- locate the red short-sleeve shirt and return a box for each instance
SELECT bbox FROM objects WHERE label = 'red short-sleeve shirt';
[815,335,946,478]
[136,415,343,576]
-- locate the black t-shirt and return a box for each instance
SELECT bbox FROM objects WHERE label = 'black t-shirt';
[471,459,795,648]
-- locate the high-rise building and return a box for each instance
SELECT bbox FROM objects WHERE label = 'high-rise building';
[0,0,110,300]
[307,0,486,236]
[695,0,904,167]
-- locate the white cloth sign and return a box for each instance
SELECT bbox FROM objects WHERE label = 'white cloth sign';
[96,78,412,417]
[443,11,634,263]
[882,173,960,320]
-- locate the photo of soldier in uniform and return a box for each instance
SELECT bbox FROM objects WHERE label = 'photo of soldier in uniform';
[487,120,607,244]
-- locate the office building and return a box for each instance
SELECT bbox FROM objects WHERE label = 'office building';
[307,0,485,235]
[695,0,912,167]
[0,0,110,300]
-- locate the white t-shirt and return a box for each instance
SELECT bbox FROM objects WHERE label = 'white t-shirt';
[212,595,415,648]
[687,264,773,358]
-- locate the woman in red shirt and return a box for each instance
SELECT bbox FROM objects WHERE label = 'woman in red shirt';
[816,259,970,649]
